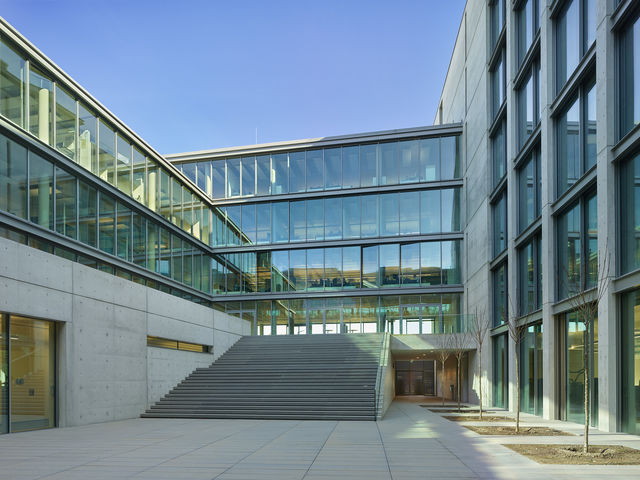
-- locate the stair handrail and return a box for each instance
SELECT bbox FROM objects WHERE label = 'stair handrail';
[374,332,390,419]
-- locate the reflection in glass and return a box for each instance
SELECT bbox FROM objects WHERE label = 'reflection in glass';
[342,146,359,188]
[306,150,323,191]
[29,66,53,146]
[324,247,342,290]
[272,202,289,243]
[271,250,288,292]
[117,204,131,262]
[398,140,419,183]
[55,167,76,239]
[241,204,256,244]
[442,188,461,232]
[557,97,579,195]
[556,0,579,92]
[493,334,508,407]
[0,315,6,434]
[343,196,360,239]
[493,263,507,326]
[256,203,271,244]
[307,249,323,291]
[421,242,441,285]
[380,193,399,237]
[380,142,398,185]
[361,195,379,238]
[324,197,342,240]
[307,199,324,241]
[360,144,378,187]
[29,153,53,230]
[289,249,306,291]
[290,200,306,242]
[227,158,240,197]
[212,160,225,199]
[78,181,97,247]
[442,240,461,284]
[420,190,440,233]
[0,39,25,128]
[343,246,360,289]
[98,120,115,185]
[380,244,399,287]
[256,155,270,196]
[621,289,640,434]
[362,245,379,288]
[441,136,460,180]
[401,243,419,286]
[289,152,305,193]
[241,157,255,196]
[324,147,341,189]
[557,202,580,299]
[272,153,288,194]
[420,138,439,181]
[399,192,419,235]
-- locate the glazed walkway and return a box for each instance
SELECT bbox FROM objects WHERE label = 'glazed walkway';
[1,399,640,479]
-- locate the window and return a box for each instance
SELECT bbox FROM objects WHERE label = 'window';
[271,250,288,292]
[380,244,399,287]
[362,245,379,288]
[518,149,541,232]
[420,242,441,286]
[520,323,543,416]
[516,0,540,67]
[342,146,359,189]
[493,191,507,257]
[343,196,360,239]
[398,140,419,184]
[343,246,360,288]
[361,195,379,238]
[55,167,77,239]
[492,120,506,187]
[227,158,240,197]
[380,142,398,186]
[98,121,115,185]
[241,204,256,245]
[306,150,323,191]
[306,199,324,241]
[28,66,53,146]
[489,0,506,49]
[620,11,640,139]
[517,61,540,149]
[256,203,271,244]
[419,137,439,181]
[0,134,27,219]
[324,148,341,189]
[621,152,640,274]
[518,233,541,315]
[493,333,508,407]
[556,80,596,196]
[440,136,460,180]
[212,160,225,199]
[271,153,288,194]
[621,288,640,434]
[399,192,419,235]
[116,135,132,196]
[29,152,53,230]
[241,157,255,196]
[55,86,76,161]
[0,38,26,128]
[493,262,507,326]
[557,191,597,300]
[272,202,289,243]
[420,190,440,233]
[401,243,420,286]
[380,193,399,237]
[324,197,342,240]
[289,152,305,193]
[490,48,506,119]
[556,0,596,93]
[360,144,378,187]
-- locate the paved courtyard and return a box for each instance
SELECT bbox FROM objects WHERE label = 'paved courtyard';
[1,399,640,480]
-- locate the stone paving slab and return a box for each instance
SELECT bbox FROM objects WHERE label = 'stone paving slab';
[1,400,640,479]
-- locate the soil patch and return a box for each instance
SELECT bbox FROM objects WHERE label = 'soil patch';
[505,444,640,465]
[443,415,514,422]
[464,425,570,436]
[426,408,472,413]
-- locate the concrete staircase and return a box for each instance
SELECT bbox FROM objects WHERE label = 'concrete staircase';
[143,333,384,421]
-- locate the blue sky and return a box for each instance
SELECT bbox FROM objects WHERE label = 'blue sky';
[3,1,466,154]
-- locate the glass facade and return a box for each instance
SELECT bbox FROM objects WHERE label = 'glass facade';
[493,333,508,408]
[517,61,540,149]
[620,11,640,139]
[0,314,55,433]
[516,0,539,68]
[518,234,541,315]
[564,311,598,426]
[557,191,597,300]
[621,152,640,274]
[520,323,543,416]
[621,288,640,434]
[178,136,461,200]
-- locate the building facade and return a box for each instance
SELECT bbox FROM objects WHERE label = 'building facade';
[1,0,640,437]
[435,0,640,434]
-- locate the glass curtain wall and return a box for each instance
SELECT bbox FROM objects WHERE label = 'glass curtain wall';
[520,323,543,416]
[493,334,508,408]
[0,315,55,435]
[621,288,640,434]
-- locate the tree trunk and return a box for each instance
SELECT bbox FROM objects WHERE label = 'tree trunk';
[441,359,445,407]
[478,348,483,420]
[515,352,520,433]
[457,355,462,412]
[584,324,590,454]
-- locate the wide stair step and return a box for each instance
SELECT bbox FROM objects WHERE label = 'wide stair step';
[143,333,383,421]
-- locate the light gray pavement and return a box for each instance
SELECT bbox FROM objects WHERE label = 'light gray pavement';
[1,399,640,480]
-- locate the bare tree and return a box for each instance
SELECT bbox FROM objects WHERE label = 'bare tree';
[450,330,469,412]
[561,252,610,453]
[469,307,490,419]
[434,333,452,406]
[506,296,526,433]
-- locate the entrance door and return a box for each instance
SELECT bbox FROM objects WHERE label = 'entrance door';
[307,300,343,334]
[395,360,436,396]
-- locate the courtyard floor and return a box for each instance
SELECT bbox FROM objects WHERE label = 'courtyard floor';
[1,399,640,479]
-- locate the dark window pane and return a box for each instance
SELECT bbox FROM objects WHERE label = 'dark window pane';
[78,181,96,247]
[557,97,580,195]
[0,134,27,218]
[99,195,115,255]
[116,203,131,262]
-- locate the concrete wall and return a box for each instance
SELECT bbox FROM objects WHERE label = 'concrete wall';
[0,236,247,427]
